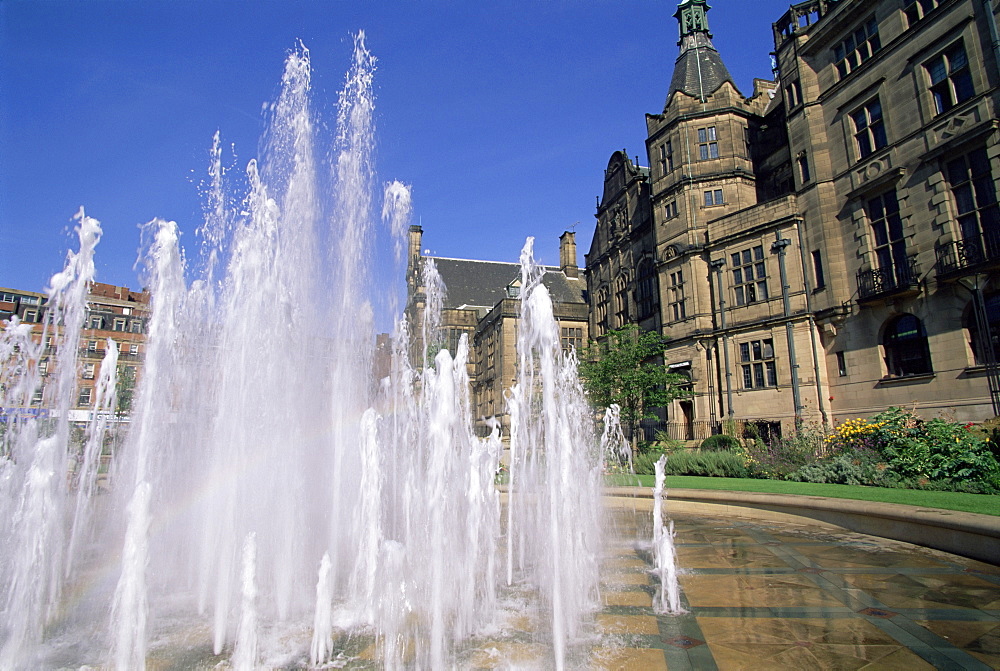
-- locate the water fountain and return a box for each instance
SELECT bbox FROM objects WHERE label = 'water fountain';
[0,32,604,669]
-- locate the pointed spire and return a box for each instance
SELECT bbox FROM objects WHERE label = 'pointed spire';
[666,0,736,106]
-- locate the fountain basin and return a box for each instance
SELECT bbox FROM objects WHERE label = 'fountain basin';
[605,486,1000,566]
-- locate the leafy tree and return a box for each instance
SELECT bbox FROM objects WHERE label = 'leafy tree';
[578,324,690,455]
[116,365,136,418]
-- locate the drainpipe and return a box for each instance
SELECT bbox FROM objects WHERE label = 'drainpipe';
[710,258,734,418]
[793,220,830,429]
[772,235,804,429]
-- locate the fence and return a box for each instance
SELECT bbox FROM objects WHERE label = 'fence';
[637,418,784,445]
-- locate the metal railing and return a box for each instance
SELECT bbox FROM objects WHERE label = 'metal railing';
[936,228,1000,276]
[857,257,918,301]
[637,418,784,445]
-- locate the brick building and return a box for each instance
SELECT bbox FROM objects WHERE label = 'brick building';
[1,282,150,423]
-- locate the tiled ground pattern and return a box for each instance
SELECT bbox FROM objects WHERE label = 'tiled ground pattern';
[468,509,1000,670]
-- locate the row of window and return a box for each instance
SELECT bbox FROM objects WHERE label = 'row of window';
[733,312,935,391]
[847,38,972,162]
[627,146,994,322]
[655,123,750,180]
[731,306,980,392]
[860,146,998,288]
[88,314,144,333]
[84,340,141,356]
[0,293,41,305]
[835,3,946,84]
[662,189,725,221]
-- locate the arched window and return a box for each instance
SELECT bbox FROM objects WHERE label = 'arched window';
[966,293,1000,365]
[595,286,609,336]
[636,260,658,321]
[883,314,933,377]
[614,275,630,326]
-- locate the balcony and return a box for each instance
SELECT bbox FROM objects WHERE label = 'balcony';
[857,258,920,304]
[936,229,1000,280]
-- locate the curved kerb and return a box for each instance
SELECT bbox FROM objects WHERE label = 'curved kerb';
[601,486,1000,566]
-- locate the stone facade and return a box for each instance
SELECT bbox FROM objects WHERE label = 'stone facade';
[586,0,1000,440]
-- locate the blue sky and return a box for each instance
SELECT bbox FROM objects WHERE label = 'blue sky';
[1,0,792,302]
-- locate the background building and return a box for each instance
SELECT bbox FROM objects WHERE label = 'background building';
[406,225,588,434]
[586,0,1000,441]
[0,282,149,423]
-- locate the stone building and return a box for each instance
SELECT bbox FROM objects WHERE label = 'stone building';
[586,0,1000,440]
[405,225,588,434]
[0,282,150,422]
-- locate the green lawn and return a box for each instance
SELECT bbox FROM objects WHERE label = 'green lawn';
[606,474,1000,517]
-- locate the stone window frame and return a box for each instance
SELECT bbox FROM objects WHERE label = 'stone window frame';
[667,269,686,323]
[703,188,724,207]
[834,16,882,80]
[924,40,974,116]
[882,313,933,377]
[785,79,803,108]
[965,293,1000,367]
[811,249,826,289]
[665,200,679,219]
[850,97,888,160]
[903,0,940,28]
[594,285,610,335]
[739,338,777,389]
[946,145,1000,258]
[659,139,675,175]
[560,326,583,353]
[797,152,811,184]
[731,245,768,307]
[636,260,659,322]
[613,274,630,326]
[866,189,909,283]
[697,126,719,160]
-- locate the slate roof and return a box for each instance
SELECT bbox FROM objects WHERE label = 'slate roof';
[667,32,736,105]
[428,257,585,311]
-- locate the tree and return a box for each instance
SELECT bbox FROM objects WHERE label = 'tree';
[116,365,136,419]
[578,324,690,455]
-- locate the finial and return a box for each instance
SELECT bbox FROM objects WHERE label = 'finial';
[674,0,712,40]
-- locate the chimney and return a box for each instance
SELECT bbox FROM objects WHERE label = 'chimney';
[408,224,423,280]
[559,231,578,278]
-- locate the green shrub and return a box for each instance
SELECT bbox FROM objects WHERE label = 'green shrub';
[642,449,750,478]
[812,407,1000,493]
[739,428,822,479]
[787,453,883,486]
[700,434,740,451]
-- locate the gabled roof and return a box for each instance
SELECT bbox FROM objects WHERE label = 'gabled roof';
[428,257,585,311]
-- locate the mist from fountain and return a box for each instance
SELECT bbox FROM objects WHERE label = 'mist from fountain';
[0,32,606,669]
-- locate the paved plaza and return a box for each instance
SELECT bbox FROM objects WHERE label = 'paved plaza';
[462,508,1000,670]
